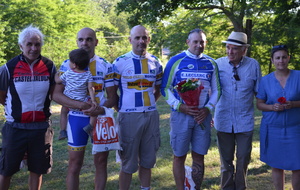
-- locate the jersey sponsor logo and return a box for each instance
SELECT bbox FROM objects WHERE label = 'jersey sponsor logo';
[181,72,211,80]
[93,76,104,81]
[187,64,194,69]
[125,108,137,112]
[123,74,147,79]
[147,106,156,110]
[145,75,156,79]
[70,110,85,115]
[97,71,103,76]
[107,67,113,73]
[14,75,49,82]
[94,83,103,92]
[127,79,153,90]
[126,69,134,75]
[150,69,156,74]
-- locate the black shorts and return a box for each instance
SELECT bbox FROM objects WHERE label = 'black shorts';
[0,121,53,176]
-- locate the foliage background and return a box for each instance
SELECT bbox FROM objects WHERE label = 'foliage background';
[0,0,299,189]
[0,0,299,75]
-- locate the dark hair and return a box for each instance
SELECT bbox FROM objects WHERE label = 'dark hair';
[69,49,90,70]
[271,45,289,58]
[188,28,205,39]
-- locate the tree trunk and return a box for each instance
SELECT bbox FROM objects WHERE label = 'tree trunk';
[245,19,253,57]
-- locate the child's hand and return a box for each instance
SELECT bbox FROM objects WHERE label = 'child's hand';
[92,101,98,106]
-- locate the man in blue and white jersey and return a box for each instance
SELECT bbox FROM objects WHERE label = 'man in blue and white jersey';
[53,27,116,190]
[161,28,221,190]
[113,25,163,190]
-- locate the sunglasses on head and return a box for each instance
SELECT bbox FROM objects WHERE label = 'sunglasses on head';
[272,45,288,50]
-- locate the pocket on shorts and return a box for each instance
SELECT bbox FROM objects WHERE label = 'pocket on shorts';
[119,136,134,160]
[153,131,161,151]
[170,131,190,156]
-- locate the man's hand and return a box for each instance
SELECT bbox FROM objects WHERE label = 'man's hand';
[82,102,103,117]
[179,104,199,116]
[194,107,210,124]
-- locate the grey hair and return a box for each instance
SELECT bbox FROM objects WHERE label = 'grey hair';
[18,25,44,46]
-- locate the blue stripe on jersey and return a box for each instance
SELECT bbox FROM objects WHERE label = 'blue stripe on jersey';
[135,92,143,107]
[133,59,141,74]
[119,80,123,109]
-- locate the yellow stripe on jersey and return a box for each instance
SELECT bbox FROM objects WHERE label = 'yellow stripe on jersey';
[141,59,149,74]
[143,91,150,106]
[89,60,97,76]
[156,72,163,79]
[105,73,114,80]
[88,60,101,103]
[115,73,121,80]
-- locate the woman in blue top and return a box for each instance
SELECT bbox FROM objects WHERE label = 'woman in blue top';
[256,45,300,190]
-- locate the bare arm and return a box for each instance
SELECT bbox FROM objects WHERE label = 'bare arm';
[88,82,96,104]
[288,100,300,108]
[256,98,287,112]
[52,83,91,110]
[103,85,118,108]
[0,90,6,106]
[154,84,161,102]
[55,73,63,84]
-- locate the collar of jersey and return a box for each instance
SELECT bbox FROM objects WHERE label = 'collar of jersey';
[90,54,96,62]
[185,50,204,59]
[20,53,41,65]
[131,51,148,59]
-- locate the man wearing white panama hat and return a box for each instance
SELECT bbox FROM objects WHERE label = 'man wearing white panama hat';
[214,31,262,190]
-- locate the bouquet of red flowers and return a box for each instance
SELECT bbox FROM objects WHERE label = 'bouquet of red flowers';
[175,78,205,129]
[278,97,286,104]
[175,78,204,108]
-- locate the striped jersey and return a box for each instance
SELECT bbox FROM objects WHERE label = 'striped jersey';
[59,55,114,106]
[0,54,56,124]
[114,51,163,112]
[161,50,221,112]
[60,69,93,102]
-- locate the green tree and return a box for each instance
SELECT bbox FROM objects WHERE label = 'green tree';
[0,5,8,65]
[117,0,299,32]
[117,0,300,73]
[0,0,132,66]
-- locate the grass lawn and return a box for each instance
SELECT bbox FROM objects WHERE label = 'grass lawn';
[0,98,293,190]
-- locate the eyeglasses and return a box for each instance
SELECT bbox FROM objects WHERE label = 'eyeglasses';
[233,67,240,81]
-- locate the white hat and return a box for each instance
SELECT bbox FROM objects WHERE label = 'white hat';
[222,31,250,47]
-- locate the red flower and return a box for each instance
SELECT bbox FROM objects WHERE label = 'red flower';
[278,97,286,104]
[175,79,205,129]
[175,79,204,107]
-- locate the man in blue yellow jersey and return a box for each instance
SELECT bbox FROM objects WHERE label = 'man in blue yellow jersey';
[113,25,163,190]
[161,28,221,190]
[53,27,116,190]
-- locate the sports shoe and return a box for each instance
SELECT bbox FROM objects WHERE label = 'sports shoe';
[83,124,93,138]
[58,130,67,140]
